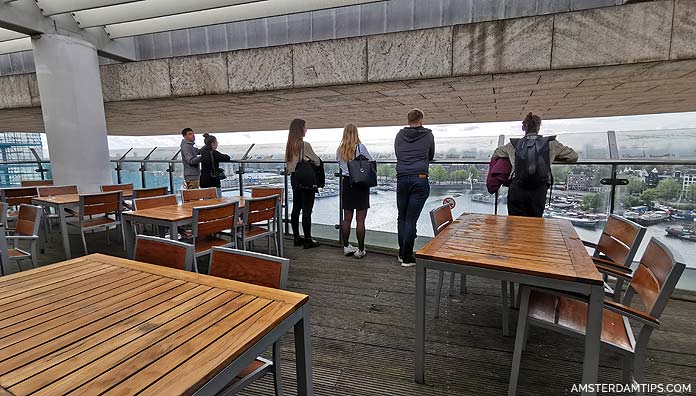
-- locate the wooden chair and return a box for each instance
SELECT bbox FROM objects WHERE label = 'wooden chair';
[583,215,647,301]
[0,223,8,276]
[133,194,177,210]
[67,191,125,254]
[238,195,280,255]
[21,179,53,187]
[208,247,289,396]
[36,185,79,239]
[189,201,239,268]
[133,186,168,199]
[0,186,38,223]
[4,204,42,271]
[0,202,7,227]
[508,238,686,396]
[101,183,134,210]
[182,187,218,203]
[430,205,459,318]
[135,234,195,272]
[251,187,283,199]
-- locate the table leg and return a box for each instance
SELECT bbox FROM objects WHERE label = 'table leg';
[501,280,510,336]
[581,285,603,395]
[124,217,135,259]
[294,304,313,396]
[58,204,71,259]
[415,262,426,383]
[170,222,177,240]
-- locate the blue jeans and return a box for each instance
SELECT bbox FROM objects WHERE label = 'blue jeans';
[397,175,430,261]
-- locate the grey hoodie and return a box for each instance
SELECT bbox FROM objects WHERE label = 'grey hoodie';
[180,139,201,181]
[394,126,435,177]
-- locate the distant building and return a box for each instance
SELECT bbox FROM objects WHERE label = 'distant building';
[0,132,44,187]
[645,168,659,188]
[680,170,696,199]
[566,167,593,191]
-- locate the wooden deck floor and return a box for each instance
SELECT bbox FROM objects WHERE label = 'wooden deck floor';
[8,231,696,396]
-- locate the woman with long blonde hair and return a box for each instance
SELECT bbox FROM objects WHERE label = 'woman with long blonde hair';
[286,118,321,249]
[336,123,373,258]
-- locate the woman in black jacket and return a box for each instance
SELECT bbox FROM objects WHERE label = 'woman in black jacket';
[199,133,231,195]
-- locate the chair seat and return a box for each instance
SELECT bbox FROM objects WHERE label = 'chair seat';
[8,248,29,258]
[68,217,118,228]
[195,236,233,254]
[234,359,268,382]
[7,210,18,218]
[528,290,633,352]
[245,225,272,239]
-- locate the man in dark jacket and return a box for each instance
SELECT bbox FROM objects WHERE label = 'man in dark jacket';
[395,109,435,267]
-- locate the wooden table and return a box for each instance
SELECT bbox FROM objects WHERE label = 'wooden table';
[0,253,313,396]
[415,214,604,396]
[32,192,134,260]
[122,197,246,259]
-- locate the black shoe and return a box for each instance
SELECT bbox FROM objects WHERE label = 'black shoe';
[401,256,416,268]
[294,237,304,246]
[303,239,320,249]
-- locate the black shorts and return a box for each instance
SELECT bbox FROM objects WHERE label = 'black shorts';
[341,177,370,210]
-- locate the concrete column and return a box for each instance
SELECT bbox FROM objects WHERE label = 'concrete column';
[31,34,112,193]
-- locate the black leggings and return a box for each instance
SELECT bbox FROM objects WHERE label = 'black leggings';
[291,174,316,240]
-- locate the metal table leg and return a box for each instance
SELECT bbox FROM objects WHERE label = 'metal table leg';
[124,216,135,259]
[581,284,604,395]
[169,222,177,240]
[294,305,314,396]
[415,262,426,383]
[501,280,510,336]
[58,204,71,259]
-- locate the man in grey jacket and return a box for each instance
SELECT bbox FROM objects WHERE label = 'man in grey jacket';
[395,109,435,267]
[180,128,201,189]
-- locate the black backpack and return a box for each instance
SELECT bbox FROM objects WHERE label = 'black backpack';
[294,143,324,190]
[510,135,555,189]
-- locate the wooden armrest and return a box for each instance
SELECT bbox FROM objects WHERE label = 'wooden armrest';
[592,257,632,274]
[595,263,633,280]
[582,240,598,249]
[604,300,660,327]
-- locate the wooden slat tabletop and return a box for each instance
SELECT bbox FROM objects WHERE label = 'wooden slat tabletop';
[416,213,603,284]
[0,253,307,396]
[124,197,245,222]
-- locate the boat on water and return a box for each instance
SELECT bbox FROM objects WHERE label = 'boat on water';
[666,225,696,242]
[545,212,599,229]
[316,188,339,199]
[470,193,506,204]
[635,211,670,226]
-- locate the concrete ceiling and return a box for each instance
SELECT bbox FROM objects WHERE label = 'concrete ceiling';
[3,58,696,135]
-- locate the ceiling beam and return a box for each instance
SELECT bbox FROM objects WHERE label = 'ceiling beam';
[0,36,31,54]
[0,0,136,61]
[72,0,267,28]
[34,0,145,17]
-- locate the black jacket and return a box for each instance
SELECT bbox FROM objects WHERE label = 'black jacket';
[199,145,231,188]
[394,126,435,177]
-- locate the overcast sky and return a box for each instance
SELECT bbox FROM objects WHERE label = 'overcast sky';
[40,111,696,151]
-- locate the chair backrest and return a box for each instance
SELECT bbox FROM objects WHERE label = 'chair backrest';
[133,194,177,211]
[429,205,453,236]
[37,185,78,197]
[209,247,290,289]
[135,235,194,271]
[100,183,133,193]
[192,201,239,238]
[251,187,283,200]
[1,187,38,206]
[182,187,218,202]
[15,204,43,237]
[21,179,54,187]
[133,186,168,199]
[244,195,278,225]
[624,238,686,321]
[596,215,646,267]
[79,191,122,217]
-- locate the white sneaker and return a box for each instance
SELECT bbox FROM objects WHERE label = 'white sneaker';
[344,244,358,256]
[398,256,403,263]
[354,249,367,259]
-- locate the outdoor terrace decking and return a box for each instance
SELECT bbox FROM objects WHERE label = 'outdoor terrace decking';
[7,234,696,396]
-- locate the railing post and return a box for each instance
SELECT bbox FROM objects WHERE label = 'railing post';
[115,161,122,184]
[237,162,245,196]
[167,161,175,194]
[140,162,147,188]
[610,164,618,214]
[608,131,619,215]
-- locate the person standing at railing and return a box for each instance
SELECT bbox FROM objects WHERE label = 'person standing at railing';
[395,109,435,268]
[337,123,374,259]
[199,133,231,197]
[180,128,201,189]
[286,118,321,250]
[492,112,578,217]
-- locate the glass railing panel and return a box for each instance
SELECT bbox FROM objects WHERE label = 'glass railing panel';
[548,131,611,160]
[615,128,696,160]
[117,162,143,189]
[149,147,179,160]
[143,160,171,190]
[219,163,241,196]
[310,162,340,230]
